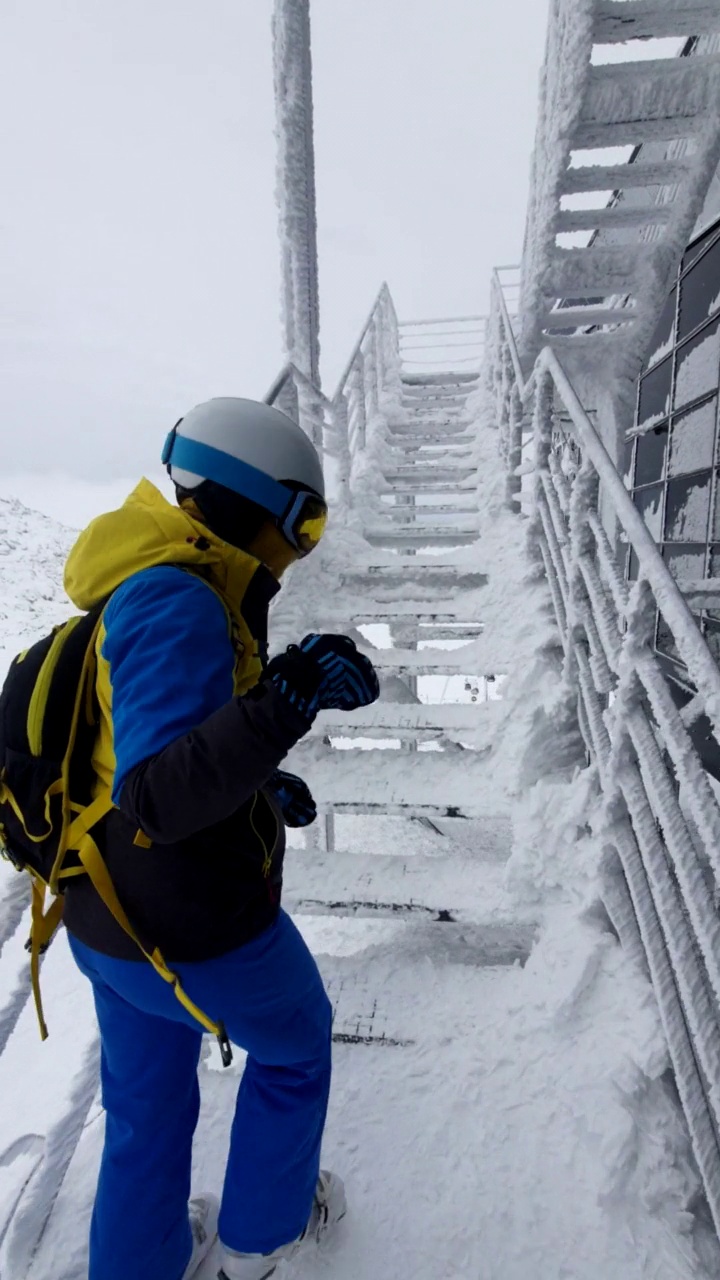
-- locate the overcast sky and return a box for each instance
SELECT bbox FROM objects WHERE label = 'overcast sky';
[0,0,549,491]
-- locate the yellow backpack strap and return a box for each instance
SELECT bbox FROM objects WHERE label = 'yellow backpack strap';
[28,877,65,1040]
[75,828,232,1066]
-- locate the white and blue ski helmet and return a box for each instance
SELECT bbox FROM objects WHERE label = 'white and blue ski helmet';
[162,397,326,555]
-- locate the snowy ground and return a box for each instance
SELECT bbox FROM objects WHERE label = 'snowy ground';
[1,461,720,1278]
[1,810,716,1280]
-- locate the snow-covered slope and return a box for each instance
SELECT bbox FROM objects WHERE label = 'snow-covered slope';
[0,496,75,671]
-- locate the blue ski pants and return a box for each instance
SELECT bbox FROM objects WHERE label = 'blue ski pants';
[68,910,333,1280]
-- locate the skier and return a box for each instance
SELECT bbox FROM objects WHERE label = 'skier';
[61,397,380,1280]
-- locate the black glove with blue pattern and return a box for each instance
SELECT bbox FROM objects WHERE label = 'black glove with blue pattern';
[266,769,317,827]
[267,633,380,720]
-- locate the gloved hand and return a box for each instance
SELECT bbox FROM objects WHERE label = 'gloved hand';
[266,770,317,827]
[267,633,380,718]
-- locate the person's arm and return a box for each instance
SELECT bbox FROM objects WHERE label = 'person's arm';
[103,567,312,844]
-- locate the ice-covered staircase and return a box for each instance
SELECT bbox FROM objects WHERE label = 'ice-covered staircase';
[521,0,720,374]
[284,348,496,830]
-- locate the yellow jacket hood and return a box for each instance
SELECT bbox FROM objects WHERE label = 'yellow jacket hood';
[64,478,267,620]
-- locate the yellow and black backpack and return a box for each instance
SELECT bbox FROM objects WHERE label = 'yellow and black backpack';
[0,599,233,1064]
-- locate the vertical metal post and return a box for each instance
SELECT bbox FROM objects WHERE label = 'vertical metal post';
[272,0,321,390]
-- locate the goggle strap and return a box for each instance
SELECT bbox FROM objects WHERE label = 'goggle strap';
[164,433,290,520]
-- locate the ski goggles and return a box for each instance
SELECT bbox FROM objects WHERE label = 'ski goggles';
[162,429,328,556]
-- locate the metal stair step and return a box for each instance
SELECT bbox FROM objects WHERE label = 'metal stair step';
[389,481,476,494]
[313,701,496,736]
[560,158,692,194]
[542,303,637,329]
[594,0,720,42]
[402,372,479,387]
[388,433,474,446]
[363,529,476,550]
[544,245,654,294]
[563,52,720,157]
[575,117,705,149]
[348,601,480,622]
[339,564,487,594]
[357,645,497,676]
[389,442,474,458]
[389,420,471,436]
[363,526,478,549]
[386,466,476,483]
[379,504,477,517]
[556,202,673,233]
[284,745,504,818]
[283,849,514,917]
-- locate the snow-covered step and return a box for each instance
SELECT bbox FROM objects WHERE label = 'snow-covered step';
[560,158,692,194]
[390,438,474,454]
[283,849,522,923]
[575,61,711,148]
[556,202,673,233]
[340,566,487,595]
[389,420,471,437]
[363,526,478,549]
[593,0,720,43]
[388,433,474,448]
[349,601,480,622]
[542,303,637,329]
[314,701,497,736]
[385,466,476,484]
[379,502,477,517]
[285,746,506,819]
[358,646,501,676]
[389,480,476,495]
[402,371,478,386]
[402,394,470,408]
[543,245,656,295]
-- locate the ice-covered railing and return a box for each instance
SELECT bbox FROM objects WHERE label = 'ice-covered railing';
[398,314,487,373]
[264,283,403,520]
[487,267,720,1235]
[331,283,402,496]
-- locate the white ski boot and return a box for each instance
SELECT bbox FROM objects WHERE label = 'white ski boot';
[218,1170,347,1280]
[182,1193,220,1280]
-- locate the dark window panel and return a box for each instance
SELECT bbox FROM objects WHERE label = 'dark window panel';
[662,543,707,583]
[665,471,713,542]
[634,424,668,487]
[674,318,720,411]
[678,236,720,341]
[638,356,672,428]
[644,287,677,371]
[668,396,718,477]
[634,482,664,541]
[682,222,720,275]
[622,437,636,488]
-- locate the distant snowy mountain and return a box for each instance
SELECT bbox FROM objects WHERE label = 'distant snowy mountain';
[0,496,75,667]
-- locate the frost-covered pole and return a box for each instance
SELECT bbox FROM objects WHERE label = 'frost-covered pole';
[272,0,321,408]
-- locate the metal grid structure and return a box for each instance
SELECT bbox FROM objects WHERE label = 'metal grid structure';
[625,217,720,676]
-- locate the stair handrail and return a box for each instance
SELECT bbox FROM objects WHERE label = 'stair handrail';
[488,263,720,1235]
[332,282,397,404]
[329,283,403,516]
[264,360,330,411]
